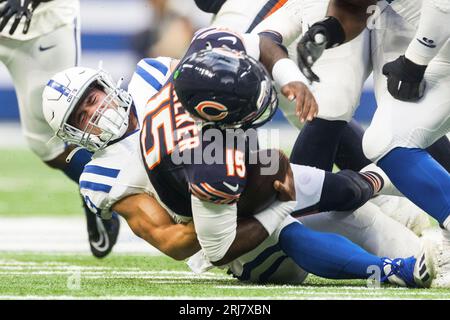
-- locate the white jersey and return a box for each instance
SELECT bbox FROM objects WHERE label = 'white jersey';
[0,0,80,40]
[79,57,175,220]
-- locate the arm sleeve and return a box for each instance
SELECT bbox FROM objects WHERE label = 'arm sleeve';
[404,0,450,65]
[191,196,237,262]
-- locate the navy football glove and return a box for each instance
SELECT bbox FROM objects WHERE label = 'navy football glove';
[382,55,427,102]
[0,0,51,35]
[296,26,327,83]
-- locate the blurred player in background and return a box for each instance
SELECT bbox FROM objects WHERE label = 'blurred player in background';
[0,0,119,257]
[295,0,450,286]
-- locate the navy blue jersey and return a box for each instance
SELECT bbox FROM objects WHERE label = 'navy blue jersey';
[139,28,261,217]
[140,82,259,217]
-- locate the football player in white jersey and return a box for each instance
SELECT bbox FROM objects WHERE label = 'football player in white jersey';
[41,27,438,288]
[0,0,120,257]
[295,0,450,286]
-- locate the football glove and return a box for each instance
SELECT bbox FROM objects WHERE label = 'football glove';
[382,55,427,102]
[0,0,52,35]
[296,16,345,83]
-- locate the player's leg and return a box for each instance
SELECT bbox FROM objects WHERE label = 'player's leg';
[277,217,434,287]
[365,6,450,228]
[366,7,450,286]
[286,0,372,171]
[336,117,431,235]
[226,227,309,284]
[5,20,119,258]
[426,136,450,173]
[290,163,387,215]
[335,120,371,171]
[299,201,421,258]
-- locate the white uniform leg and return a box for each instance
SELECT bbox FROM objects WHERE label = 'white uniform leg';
[299,201,421,258]
[0,19,80,161]
[364,7,450,162]
[227,217,308,284]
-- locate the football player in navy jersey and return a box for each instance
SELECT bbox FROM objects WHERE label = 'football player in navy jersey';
[42,27,437,287]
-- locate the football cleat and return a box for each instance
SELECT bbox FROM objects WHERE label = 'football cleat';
[371,195,431,236]
[382,240,436,288]
[85,209,120,258]
[432,228,450,288]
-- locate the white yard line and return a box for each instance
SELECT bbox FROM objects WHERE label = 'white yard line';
[0,216,161,254]
[0,295,282,300]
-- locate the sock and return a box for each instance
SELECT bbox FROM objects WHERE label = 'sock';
[279,222,384,279]
[378,147,450,225]
[290,118,347,171]
[62,148,92,183]
[426,136,450,173]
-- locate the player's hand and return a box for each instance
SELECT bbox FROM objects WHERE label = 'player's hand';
[0,0,51,35]
[281,81,318,123]
[382,55,427,102]
[296,28,327,83]
[274,162,295,202]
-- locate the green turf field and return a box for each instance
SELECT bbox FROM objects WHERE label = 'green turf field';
[0,149,81,216]
[1,252,450,300]
[1,149,450,300]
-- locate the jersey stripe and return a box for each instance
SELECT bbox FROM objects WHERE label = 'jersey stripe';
[80,181,112,193]
[83,165,120,178]
[237,244,281,281]
[258,255,288,283]
[246,0,286,32]
[143,58,168,76]
[136,65,163,91]
[200,182,240,200]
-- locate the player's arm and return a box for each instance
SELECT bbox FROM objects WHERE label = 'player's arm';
[113,193,200,261]
[254,32,318,122]
[382,0,450,101]
[296,0,376,82]
[191,196,295,266]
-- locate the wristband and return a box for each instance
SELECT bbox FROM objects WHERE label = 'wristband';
[272,58,309,88]
[254,200,296,235]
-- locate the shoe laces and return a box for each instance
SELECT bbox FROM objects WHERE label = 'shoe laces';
[381,258,402,283]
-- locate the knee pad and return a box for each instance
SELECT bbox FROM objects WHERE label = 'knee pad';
[334,170,374,211]
[315,84,359,122]
[362,125,393,163]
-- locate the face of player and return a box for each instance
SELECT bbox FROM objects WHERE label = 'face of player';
[68,87,107,134]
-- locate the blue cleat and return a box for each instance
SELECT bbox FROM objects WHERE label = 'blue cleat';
[382,241,436,288]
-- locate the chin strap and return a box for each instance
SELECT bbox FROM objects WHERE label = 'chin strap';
[66,146,85,163]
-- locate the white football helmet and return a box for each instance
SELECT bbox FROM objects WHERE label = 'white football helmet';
[42,66,133,152]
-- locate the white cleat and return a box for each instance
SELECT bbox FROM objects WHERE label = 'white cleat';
[432,228,450,288]
[371,195,431,236]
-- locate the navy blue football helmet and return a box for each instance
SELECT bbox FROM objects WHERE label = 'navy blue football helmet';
[173,47,278,129]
